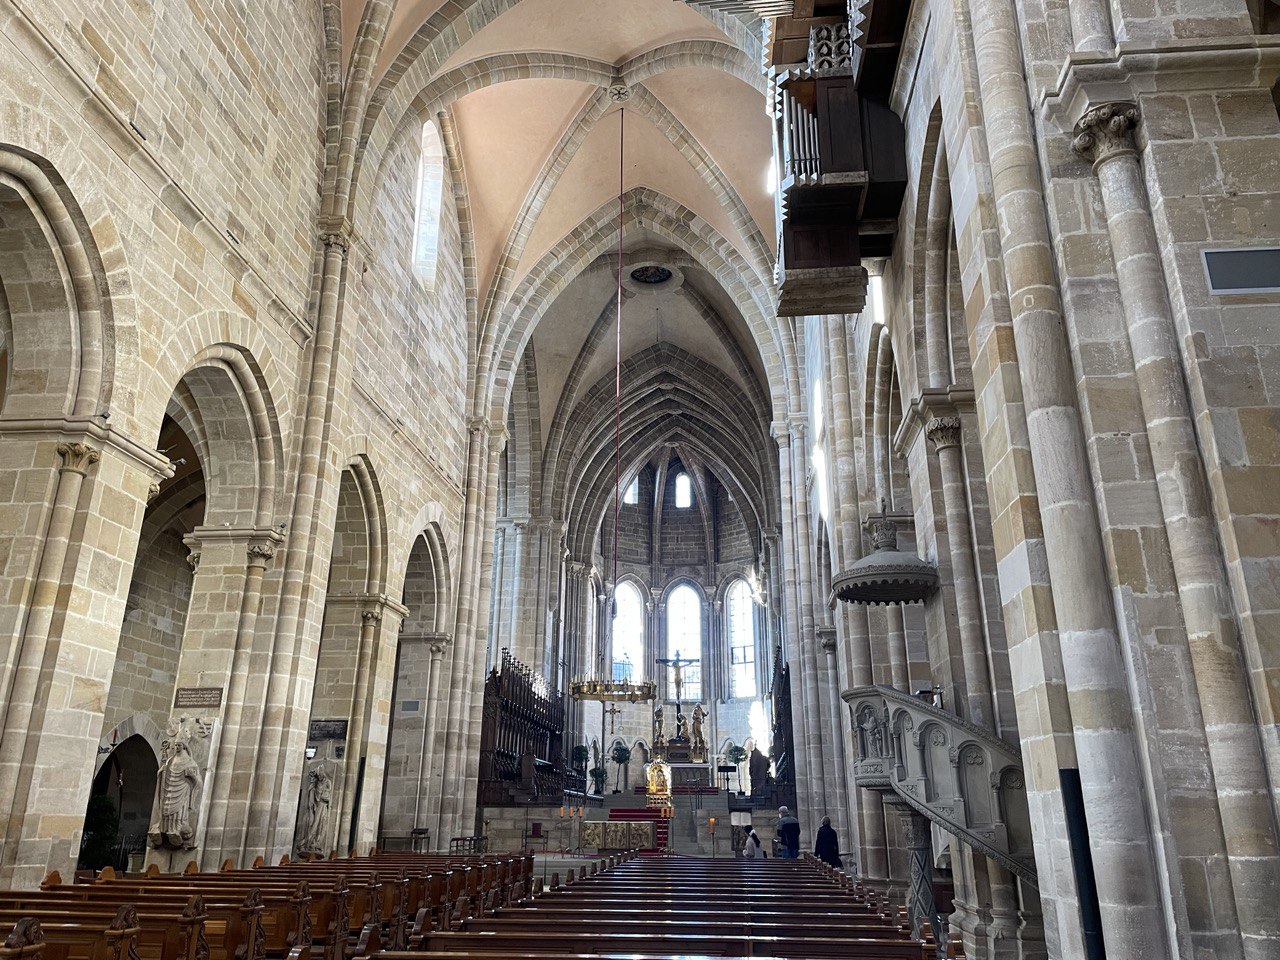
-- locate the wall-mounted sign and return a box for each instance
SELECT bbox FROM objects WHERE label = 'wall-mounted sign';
[174,687,223,709]
[308,719,349,742]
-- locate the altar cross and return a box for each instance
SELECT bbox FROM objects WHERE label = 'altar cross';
[655,650,699,706]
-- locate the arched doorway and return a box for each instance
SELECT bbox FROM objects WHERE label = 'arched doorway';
[78,736,158,873]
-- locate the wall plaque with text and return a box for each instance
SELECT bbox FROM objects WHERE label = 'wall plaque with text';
[174,687,223,709]
[308,719,349,742]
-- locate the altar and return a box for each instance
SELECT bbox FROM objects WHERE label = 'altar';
[668,762,712,788]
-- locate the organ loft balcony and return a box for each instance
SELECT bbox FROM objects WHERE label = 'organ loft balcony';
[767,2,908,317]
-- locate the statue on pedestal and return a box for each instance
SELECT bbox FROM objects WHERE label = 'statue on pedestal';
[675,709,689,742]
[653,704,665,744]
[691,704,706,751]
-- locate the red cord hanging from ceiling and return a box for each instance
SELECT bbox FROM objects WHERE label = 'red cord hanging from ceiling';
[612,107,624,605]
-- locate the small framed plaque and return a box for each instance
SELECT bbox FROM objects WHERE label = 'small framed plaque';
[173,687,223,709]
[308,718,349,742]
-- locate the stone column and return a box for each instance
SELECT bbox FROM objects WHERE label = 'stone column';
[884,603,910,690]
[434,419,492,842]
[708,598,723,701]
[823,316,887,882]
[1074,101,1280,953]
[171,525,282,867]
[925,416,994,729]
[964,0,1170,951]
[456,426,507,836]
[507,519,528,663]
[0,434,163,885]
[891,803,937,940]
[819,627,850,841]
[405,632,451,830]
[200,535,280,863]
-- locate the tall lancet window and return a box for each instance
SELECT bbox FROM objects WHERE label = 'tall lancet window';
[666,584,703,702]
[674,472,692,508]
[612,582,645,682]
[727,579,757,698]
[412,121,446,289]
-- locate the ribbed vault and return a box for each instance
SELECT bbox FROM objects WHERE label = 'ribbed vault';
[550,343,774,558]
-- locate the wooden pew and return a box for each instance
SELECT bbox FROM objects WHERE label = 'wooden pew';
[0,901,203,960]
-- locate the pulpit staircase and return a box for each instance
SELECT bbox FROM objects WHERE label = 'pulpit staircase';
[843,685,1038,884]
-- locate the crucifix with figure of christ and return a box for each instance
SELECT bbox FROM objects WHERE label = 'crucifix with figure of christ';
[655,650,699,709]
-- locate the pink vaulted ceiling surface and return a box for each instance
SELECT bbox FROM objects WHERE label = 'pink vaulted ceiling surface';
[514,107,749,283]
[642,67,776,254]
[451,78,596,299]
[439,0,728,71]
[362,0,775,424]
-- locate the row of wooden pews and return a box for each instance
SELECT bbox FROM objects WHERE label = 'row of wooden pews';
[0,849,579,960]
[374,852,965,959]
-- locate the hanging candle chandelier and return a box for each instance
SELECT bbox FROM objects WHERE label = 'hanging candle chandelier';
[570,102,656,706]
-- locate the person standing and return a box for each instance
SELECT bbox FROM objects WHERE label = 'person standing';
[742,827,764,859]
[776,806,801,859]
[814,816,842,867]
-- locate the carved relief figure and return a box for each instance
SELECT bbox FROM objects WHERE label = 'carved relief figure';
[299,764,333,853]
[858,708,884,758]
[148,739,203,850]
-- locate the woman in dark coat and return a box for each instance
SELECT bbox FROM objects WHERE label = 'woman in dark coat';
[814,816,842,868]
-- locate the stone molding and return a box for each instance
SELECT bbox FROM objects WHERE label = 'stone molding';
[1042,36,1280,131]
[0,416,174,479]
[1071,101,1140,169]
[323,592,410,618]
[893,387,974,456]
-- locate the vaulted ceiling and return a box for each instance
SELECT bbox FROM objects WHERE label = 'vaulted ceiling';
[350,0,781,532]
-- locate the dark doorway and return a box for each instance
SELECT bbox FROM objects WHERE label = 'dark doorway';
[78,735,158,873]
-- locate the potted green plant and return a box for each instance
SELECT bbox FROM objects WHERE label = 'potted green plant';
[610,743,632,792]
[724,744,748,793]
[571,745,590,771]
[588,765,608,795]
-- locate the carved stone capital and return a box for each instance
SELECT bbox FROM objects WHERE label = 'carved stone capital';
[56,441,100,474]
[361,609,383,626]
[318,215,356,253]
[247,541,277,566]
[1072,102,1140,169]
[147,481,162,503]
[187,550,201,573]
[925,416,962,451]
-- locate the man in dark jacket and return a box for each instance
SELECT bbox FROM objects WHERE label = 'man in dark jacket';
[814,816,842,867]
[776,806,801,859]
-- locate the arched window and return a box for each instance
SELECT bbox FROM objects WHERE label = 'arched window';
[624,476,639,505]
[413,121,446,288]
[674,472,692,508]
[611,582,645,682]
[666,584,702,701]
[726,579,757,698]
